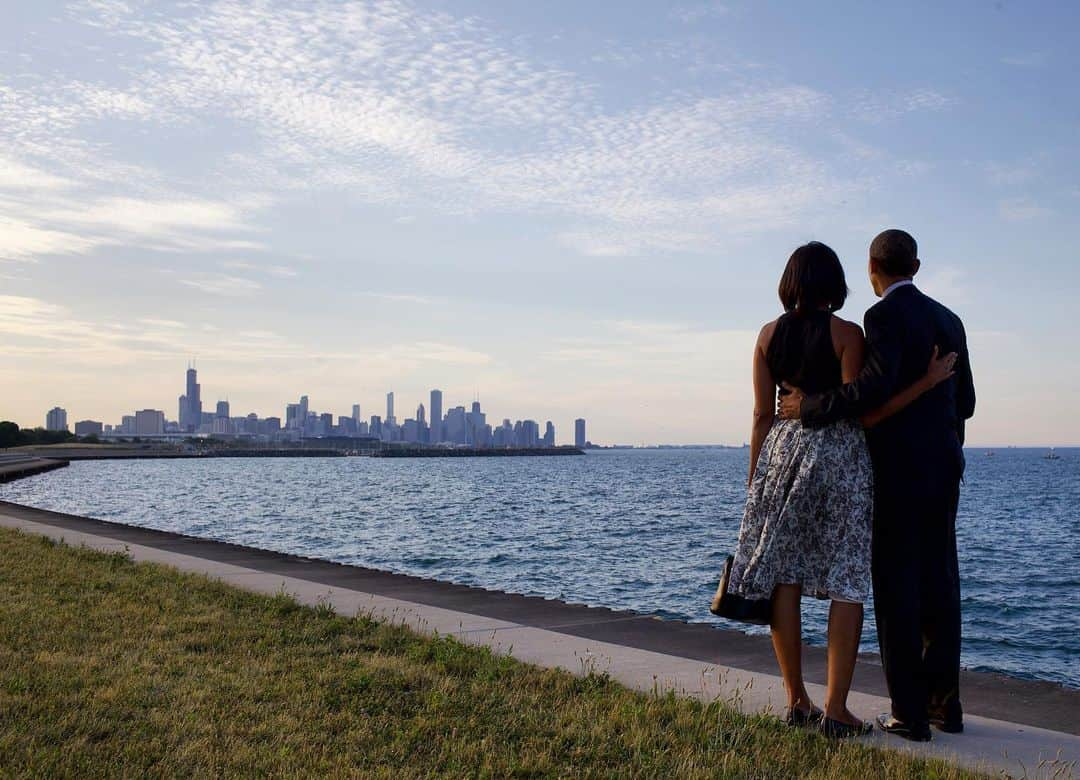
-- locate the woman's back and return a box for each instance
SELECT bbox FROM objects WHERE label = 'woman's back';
[766,309,843,396]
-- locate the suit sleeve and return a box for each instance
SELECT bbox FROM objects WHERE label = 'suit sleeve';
[800,304,903,428]
[954,318,976,444]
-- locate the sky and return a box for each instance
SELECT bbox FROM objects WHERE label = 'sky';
[1,0,1077,446]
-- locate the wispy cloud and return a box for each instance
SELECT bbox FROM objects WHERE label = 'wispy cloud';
[1001,52,1049,67]
[222,260,299,278]
[0,0,957,261]
[358,292,438,305]
[670,3,730,23]
[178,274,263,297]
[998,197,1054,222]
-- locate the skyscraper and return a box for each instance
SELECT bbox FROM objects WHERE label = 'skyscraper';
[386,392,395,425]
[429,389,443,443]
[575,418,586,449]
[216,400,230,418]
[544,421,555,447]
[351,404,361,423]
[179,366,202,432]
[45,407,68,432]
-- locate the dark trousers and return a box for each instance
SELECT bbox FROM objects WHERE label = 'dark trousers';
[872,483,963,726]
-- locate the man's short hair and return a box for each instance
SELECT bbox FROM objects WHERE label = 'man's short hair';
[870,229,918,277]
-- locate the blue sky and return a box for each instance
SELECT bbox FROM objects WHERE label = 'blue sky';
[1,0,1077,445]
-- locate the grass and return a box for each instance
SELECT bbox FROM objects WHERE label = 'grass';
[0,528,988,778]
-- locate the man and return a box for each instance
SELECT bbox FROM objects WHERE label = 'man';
[778,229,976,741]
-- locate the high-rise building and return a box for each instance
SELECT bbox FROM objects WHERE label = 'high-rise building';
[179,366,202,433]
[543,421,555,448]
[520,420,540,447]
[74,420,103,437]
[466,400,487,446]
[429,389,443,443]
[369,415,382,439]
[444,406,467,444]
[386,392,395,425]
[575,418,587,449]
[216,400,230,418]
[351,404,361,423]
[416,403,426,426]
[45,407,68,431]
[134,409,165,435]
[285,403,300,429]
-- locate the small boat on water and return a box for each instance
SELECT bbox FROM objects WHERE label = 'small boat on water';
[1045,449,1060,461]
[985,450,996,457]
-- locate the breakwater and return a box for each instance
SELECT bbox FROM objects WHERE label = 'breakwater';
[0,455,69,483]
[371,447,584,458]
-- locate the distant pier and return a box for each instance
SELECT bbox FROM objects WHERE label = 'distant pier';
[0,454,69,483]
[370,446,585,458]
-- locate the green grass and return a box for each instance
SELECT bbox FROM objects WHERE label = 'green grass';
[0,528,987,778]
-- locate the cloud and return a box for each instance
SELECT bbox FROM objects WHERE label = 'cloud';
[1001,52,1049,67]
[0,215,103,262]
[670,3,730,23]
[983,160,1037,186]
[919,265,970,306]
[0,0,964,270]
[357,292,437,305]
[998,198,1053,222]
[222,260,299,278]
[0,0,949,259]
[849,88,950,124]
[179,274,263,297]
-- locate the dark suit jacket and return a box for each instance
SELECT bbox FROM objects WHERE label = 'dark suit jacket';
[801,284,976,502]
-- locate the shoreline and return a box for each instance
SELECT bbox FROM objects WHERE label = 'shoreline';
[0,495,1074,735]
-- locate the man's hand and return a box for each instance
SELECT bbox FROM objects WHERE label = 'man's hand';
[777,382,805,420]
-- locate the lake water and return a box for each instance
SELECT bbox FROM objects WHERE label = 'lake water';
[3,447,1077,688]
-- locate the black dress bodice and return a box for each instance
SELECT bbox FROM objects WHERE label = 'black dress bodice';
[766,309,843,396]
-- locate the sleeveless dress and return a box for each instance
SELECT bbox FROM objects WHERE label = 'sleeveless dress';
[728,310,874,603]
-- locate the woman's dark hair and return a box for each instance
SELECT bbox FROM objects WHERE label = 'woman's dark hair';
[778,241,848,313]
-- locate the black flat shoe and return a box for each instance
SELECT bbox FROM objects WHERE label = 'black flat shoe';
[784,706,824,727]
[877,714,932,742]
[930,715,964,734]
[819,716,874,739]
[929,706,964,734]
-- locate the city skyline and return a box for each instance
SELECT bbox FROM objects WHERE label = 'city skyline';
[37,365,588,448]
[2,3,1078,446]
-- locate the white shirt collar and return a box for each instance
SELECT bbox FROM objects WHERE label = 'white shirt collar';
[883,279,915,298]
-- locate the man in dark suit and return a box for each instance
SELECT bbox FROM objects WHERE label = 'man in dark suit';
[778,229,976,741]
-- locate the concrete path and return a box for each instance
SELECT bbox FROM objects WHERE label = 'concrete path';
[0,500,1076,778]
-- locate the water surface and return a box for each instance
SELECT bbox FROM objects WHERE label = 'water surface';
[4,447,1076,688]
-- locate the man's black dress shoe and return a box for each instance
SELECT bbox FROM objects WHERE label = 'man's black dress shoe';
[929,707,964,734]
[876,714,932,742]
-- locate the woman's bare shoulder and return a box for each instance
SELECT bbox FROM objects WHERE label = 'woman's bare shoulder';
[830,315,864,340]
[757,318,780,348]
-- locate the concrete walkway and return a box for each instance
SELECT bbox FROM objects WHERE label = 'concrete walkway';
[0,499,1076,778]
[0,455,68,483]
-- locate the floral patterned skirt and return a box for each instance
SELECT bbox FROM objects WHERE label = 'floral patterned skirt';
[729,418,873,603]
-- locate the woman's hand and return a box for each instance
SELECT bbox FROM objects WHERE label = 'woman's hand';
[924,346,958,389]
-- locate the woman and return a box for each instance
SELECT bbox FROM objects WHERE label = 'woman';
[728,242,955,739]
